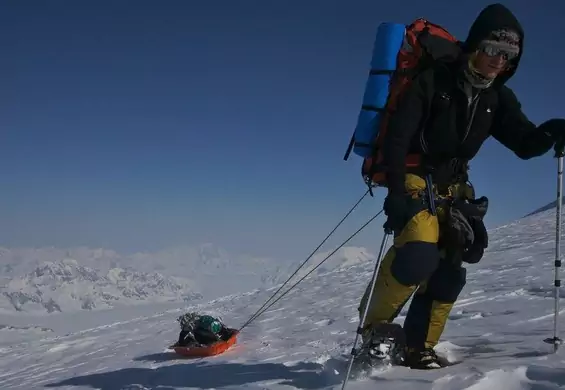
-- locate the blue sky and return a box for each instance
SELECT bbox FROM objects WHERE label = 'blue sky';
[1,0,564,260]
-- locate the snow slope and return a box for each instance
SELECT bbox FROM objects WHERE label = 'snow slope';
[1,208,565,389]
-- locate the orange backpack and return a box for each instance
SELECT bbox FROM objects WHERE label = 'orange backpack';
[346,19,460,190]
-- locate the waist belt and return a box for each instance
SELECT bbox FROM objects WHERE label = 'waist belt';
[423,157,470,194]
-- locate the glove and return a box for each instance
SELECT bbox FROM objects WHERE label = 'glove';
[441,197,489,265]
[383,193,409,233]
[462,216,488,264]
[540,118,565,154]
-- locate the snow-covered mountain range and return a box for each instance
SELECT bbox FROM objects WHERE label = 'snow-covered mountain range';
[1,259,202,313]
[0,242,376,314]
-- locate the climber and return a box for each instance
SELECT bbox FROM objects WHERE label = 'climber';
[358,3,565,369]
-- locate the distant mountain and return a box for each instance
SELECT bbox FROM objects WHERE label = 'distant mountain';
[303,246,376,276]
[0,243,378,314]
[0,258,202,313]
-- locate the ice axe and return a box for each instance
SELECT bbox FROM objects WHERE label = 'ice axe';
[544,140,565,352]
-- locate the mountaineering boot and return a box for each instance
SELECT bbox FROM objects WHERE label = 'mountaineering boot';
[403,347,446,369]
[357,323,406,367]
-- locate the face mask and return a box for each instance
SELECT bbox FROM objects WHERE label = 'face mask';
[462,53,496,89]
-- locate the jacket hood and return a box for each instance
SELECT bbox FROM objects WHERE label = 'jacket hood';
[462,3,524,86]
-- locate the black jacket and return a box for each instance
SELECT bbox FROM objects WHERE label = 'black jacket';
[382,4,555,196]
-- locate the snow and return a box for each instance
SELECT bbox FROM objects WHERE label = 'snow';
[1,207,565,389]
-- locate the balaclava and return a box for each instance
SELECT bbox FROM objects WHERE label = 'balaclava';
[463,28,521,89]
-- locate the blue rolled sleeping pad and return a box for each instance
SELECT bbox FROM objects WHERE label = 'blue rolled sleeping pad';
[344,22,406,160]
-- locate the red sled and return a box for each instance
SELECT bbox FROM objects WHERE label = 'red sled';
[169,328,239,357]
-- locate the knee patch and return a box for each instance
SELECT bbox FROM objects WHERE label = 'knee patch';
[391,242,440,286]
[426,262,467,303]
[391,206,440,287]
[360,247,418,325]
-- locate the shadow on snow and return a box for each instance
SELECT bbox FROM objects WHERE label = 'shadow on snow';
[44,359,342,390]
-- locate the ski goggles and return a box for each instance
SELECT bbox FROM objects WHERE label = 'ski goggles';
[478,40,520,61]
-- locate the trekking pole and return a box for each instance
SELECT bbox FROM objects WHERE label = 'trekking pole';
[545,142,565,352]
[238,189,371,332]
[239,208,383,332]
[341,229,391,390]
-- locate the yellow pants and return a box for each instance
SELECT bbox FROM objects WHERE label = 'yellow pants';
[358,173,475,351]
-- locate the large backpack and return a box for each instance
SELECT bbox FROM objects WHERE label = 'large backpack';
[344,19,460,190]
[177,312,226,346]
